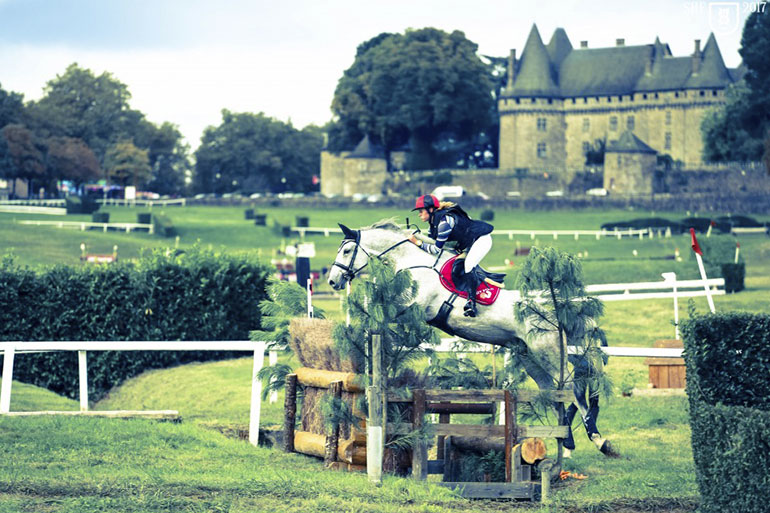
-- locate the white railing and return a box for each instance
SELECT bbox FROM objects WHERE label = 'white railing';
[0,199,66,206]
[432,338,682,358]
[731,226,768,235]
[289,226,657,240]
[0,341,266,446]
[0,205,67,215]
[97,198,186,207]
[585,277,725,301]
[18,220,154,234]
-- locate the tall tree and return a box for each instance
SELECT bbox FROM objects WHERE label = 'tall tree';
[193,110,322,194]
[330,28,496,169]
[27,63,146,161]
[141,122,190,195]
[104,140,150,187]
[0,124,47,197]
[702,11,770,164]
[0,83,25,129]
[46,136,101,192]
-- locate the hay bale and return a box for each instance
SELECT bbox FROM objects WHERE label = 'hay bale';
[288,318,362,373]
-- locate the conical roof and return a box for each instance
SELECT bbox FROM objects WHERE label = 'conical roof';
[685,33,731,88]
[346,135,385,159]
[607,131,657,154]
[509,24,560,97]
[546,28,573,66]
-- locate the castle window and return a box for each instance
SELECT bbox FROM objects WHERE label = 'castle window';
[655,93,659,99]
[537,142,547,158]
[675,92,679,98]
[618,95,623,102]
[665,132,672,150]
[626,116,635,131]
[537,118,547,131]
[607,96,612,103]
[700,90,705,97]
[584,97,588,103]
[643,93,648,100]
[582,142,590,154]
[665,111,672,125]
[582,118,590,132]
[532,98,537,104]
[713,90,718,96]
[630,94,635,101]
[609,116,618,131]
[572,98,576,104]
[515,98,520,104]
[548,98,553,104]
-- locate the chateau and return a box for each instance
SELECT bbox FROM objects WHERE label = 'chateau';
[321,25,745,197]
[499,24,743,175]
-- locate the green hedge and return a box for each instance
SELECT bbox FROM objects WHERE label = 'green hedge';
[682,313,770,513]
[65,195,100,214]
[152,213,176,237]
[691,236,745,292]
[0,248,271,401]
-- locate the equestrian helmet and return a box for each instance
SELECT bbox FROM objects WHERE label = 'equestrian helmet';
[412,194,439,211]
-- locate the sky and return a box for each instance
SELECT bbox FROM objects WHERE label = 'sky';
[0,0,754,150]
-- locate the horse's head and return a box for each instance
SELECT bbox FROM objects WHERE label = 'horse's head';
[328,223,369,290]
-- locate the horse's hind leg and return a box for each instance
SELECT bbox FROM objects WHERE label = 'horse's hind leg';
[568,355,619,458]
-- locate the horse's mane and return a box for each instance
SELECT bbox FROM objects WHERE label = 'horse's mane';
[362,218,402,232]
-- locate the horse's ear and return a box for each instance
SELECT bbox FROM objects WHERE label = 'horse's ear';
[338,223,358,240]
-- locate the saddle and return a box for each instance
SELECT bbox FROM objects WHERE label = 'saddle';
[438,255,505,306]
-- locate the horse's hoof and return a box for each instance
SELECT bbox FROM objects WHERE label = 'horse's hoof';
[599,439,621,458]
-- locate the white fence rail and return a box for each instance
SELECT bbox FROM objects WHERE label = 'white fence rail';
[289,225,655,240]
[0,205,67,215]
[585,277,724,301]
[433,338,682,358]
[18,220,154,234]
[97,198,187,207]
[0,341,266,446]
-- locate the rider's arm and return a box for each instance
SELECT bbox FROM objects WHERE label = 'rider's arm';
[420,216,454,255]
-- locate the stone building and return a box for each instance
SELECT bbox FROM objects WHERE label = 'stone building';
[498,25,744,179]
[603,130,657,194]
[320,136,388,197]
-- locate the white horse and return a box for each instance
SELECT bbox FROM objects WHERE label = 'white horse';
[327,220,616,457]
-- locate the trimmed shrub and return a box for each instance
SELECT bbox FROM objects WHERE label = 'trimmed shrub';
[715,215,763,228]
[65,195,100,214]
[480,209,494,222]
[682,313,770,513]
[680,217,731,234]
[137,212,152,224]
[152,213,176,237]
[720,262,745,293]
[0,248,272,401]
[296,216,309,227]
[692,236,745,292]
[244,208,255,220]
[254,214,267,226]
[92,212,109,223]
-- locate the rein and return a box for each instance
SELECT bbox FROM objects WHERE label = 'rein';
[332,233,416,282]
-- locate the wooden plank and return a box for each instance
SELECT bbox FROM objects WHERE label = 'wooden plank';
[427,459,444,475]
[389,423,569,439]
[504,390,515,482]
[283,374,297,452]
[518,425,569,439]
[324,380,342,467]
[295,367,364,392]
[435,482,534,500]
[412,389,427,481]
[3,410,180,420]
[419,389,574,404]
[427,402,495,414]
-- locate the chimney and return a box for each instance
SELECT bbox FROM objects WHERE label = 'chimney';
[616,38,625,47]
[692,39,702,74]
[580,40,588,48]
[507,49,516,90]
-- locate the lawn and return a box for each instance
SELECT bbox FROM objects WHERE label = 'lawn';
[1,203,769,512]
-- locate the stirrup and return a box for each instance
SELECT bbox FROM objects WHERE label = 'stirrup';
[463,300,477,317]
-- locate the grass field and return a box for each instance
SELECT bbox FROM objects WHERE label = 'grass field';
[1,203,769,512]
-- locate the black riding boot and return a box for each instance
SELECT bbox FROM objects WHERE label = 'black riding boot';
[461,270,481,317]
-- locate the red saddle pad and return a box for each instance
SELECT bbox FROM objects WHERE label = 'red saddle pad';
[438,256,501,306]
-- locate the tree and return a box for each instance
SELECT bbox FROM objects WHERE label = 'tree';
[0,83,25,129]
[702,11,770,164]
[141,122,190,195]
[46,136,101,191]
[0,124,47,197]
[28,63,147,161]
[330,28,496,169]
[193,110,322,194]
[103,140,150,187]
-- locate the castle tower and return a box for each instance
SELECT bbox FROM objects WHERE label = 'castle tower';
[604,131,657,194]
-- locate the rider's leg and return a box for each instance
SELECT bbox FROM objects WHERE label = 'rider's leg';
[462,235,493,317]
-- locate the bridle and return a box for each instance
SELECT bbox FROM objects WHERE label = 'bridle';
[332,230,415,283]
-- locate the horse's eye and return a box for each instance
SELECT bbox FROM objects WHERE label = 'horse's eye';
[343,248,351,255]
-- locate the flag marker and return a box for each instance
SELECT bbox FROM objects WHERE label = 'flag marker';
[690,228,715,313]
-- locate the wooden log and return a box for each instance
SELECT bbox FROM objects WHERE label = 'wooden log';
[293,431,326,458]
[451,436,505,453]
[283,373,298,453]
[337,438,367,465]
[324,380,343,467]
[520,437,547,464]
[504,390,516,482]
[427,402,495,414]
[295,367,364,392]
[412,389,427,481]
[389,422,569,439]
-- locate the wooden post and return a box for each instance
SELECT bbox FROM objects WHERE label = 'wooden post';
[0,346,15,414]
[367,334,384,484]
[504,390,516,482]
[412,389,427,480]
[249,343,266,446]
[324,380,343,467]
[283,373,298,453]
[436,403,450,460]
[78,350,88,412]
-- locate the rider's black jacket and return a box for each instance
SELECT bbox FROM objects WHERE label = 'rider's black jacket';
[428,205,493,253]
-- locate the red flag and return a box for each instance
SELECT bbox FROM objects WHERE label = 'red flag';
[690,228,703,255]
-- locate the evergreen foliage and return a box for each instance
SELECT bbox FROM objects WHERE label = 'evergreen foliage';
[250,280,325,351]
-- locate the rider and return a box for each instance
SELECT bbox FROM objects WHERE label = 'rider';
[408,194,494,317]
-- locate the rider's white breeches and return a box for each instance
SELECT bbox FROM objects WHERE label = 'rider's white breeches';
[464,234,492,273]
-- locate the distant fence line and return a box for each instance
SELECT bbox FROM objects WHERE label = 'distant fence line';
[18,220,154,234]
